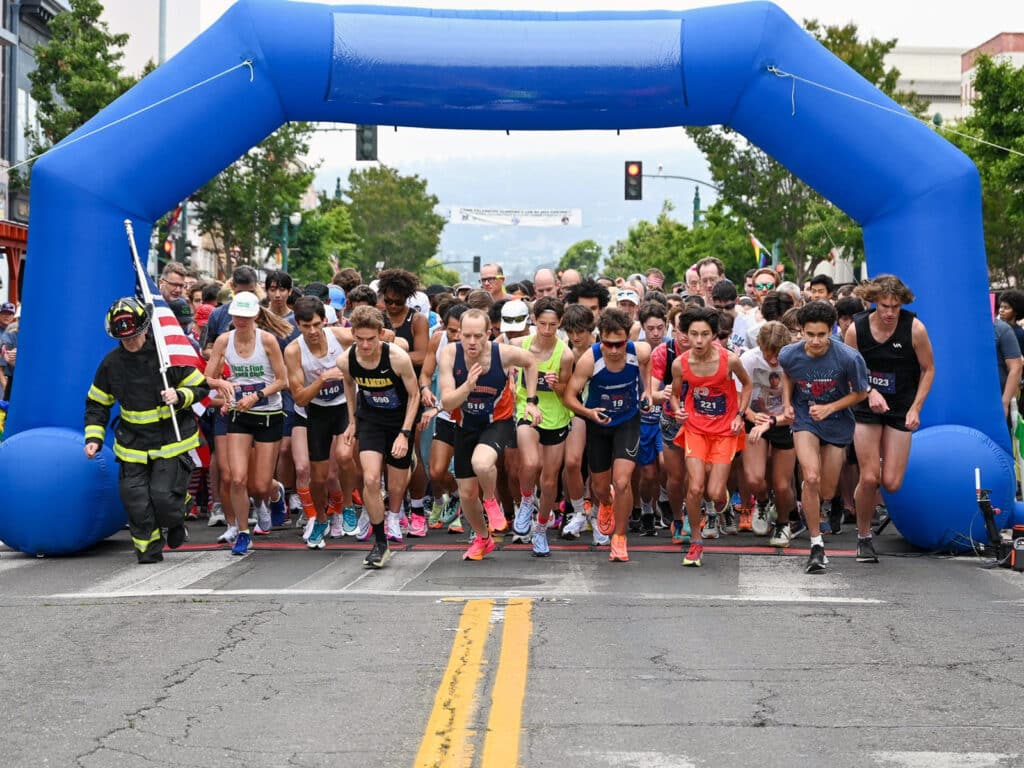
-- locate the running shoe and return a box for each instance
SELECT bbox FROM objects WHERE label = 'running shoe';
[789,515,808,540]
[546,512,562,529]
[441,496,461,526]
[288,492,303,514]
[269,482,287,527]
[738,508,753,532]
[217,525,238,544]
[531,522,550,557]
[596,501,615,536]
[302,517,316,542]
[447,515,464,534]
[722,509,739,535]
[640,512,657,537]
[592,519,610,546]
[827,501,844,536]
[408,512,428,538]
[231,531,251,556]
[428,498,446,529]
[657,498,672,522]
[463,534,496,561]
[702,513,720,540]
[255,501,271,532]
[329,513,345,539]
[253,522,272,536]
[342,507,358,536]
[166,524,188,549]
[207,503,226,527]
[307,520,329,549]
[386,511,404,542]
[805,544,828,573]
[682,541,704,567]
[484,499,507,533]
[399,513,410,535]
[560,511,587,540]
[768,522,792,548]
[751,502,771,537]
[185,505,200,521]
[628,510,643,533]
[355,510,372,541]
[671,518,686,544]
[513,498,534,537]
[856,537,879,564]
[363,540,392,569]
[654,513,670,530]
[609,533,629,562]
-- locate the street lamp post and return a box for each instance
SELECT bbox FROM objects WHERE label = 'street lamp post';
[269,209,302,273]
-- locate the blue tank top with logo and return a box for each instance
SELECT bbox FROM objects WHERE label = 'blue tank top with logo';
[584,341,640,428]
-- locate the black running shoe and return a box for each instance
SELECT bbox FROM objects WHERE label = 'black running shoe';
[363,540,392,569]
[805,544,827,574]
[856,537,879,563]
[640,512,657,537]
[628,510,643,533]
[166,524,188,549]
[827,503,843,536]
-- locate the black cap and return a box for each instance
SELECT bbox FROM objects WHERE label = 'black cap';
[303,282,330,301]
[169,297,193,326]
[425,284,450,297]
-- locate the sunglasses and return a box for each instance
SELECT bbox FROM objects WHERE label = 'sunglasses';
[503,314,528,324]
[481,276,503,283]
[601,340,627,349]
[755,283,775,290]
[715,302,736,310]
[382,297,405,306]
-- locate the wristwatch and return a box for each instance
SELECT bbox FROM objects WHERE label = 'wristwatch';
[526,396,540,405]
[865,385,874,394]
[401,428,413,439]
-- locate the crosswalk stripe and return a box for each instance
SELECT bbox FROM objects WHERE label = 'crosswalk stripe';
[873,752,1021,767]
[581,751,697,767]
[51,552,245,597]
[344,551,445,592]
[736,554,847,601]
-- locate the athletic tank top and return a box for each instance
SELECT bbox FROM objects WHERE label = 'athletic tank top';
[453,342,515,427]
[225,330,282,413]
[393,308,421,376]
[584,341,640,428]
[680,346,737,436]
[435,331,454,423]
[853,308,920,413]
[348,342,407,427]
[516,336,571,430]
[298,331,346,408]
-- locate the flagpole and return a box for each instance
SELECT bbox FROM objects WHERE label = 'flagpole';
[124,219,182,443]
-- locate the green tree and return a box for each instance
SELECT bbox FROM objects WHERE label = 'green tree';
[289,204,361,284]
[192,122,317,278]
[344,165,446,276]
[558,239,602,277]
[686,21,924,284]
[419,259,461,287]
[943,55,1024,286]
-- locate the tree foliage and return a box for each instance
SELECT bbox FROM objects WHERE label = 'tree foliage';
[686,21,923,284]
[343,165,447,277]
[419,259,461,287]
[558,239,602,277]
[942,55,1024,287]
[289,203,360,285]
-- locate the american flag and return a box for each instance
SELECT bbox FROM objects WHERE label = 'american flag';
[138,272,212,466]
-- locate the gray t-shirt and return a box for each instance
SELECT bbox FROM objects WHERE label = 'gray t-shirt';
[995,318,1021,392]
[779,339,869,445]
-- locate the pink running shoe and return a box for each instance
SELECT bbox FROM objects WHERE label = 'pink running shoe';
[408,512,428,538]
[463,534,496,561]
[484,499,507,533]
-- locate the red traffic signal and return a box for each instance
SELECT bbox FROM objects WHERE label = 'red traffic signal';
[625,161,643,200]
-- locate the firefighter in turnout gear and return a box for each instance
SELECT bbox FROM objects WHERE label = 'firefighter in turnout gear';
[84,297,210,563]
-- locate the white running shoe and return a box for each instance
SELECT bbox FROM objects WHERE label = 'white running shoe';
[207,503,226,527]
[256,501,272,532]
[751,502,771,536]
[386,511,404,542]
[216,525,238,544]
[561,511,587,540]
[329,513,345,538]
[513,499,535,537]
[591,517,610,546]
[355,509,372,541]
[301,517,316,542]
[288,492,303,513]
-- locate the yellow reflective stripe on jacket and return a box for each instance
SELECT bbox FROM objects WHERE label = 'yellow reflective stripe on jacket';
[180,369,205,388]
[120,405,173,425]
[113,431,200,463]
[178,388,195,409]
[84,425,105,441]
[87,385,115,406]
[132,529,163,552]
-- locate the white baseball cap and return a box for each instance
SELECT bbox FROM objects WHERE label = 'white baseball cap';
[228,291,260,317]
[500,299,530,332]
[616,289,640,306]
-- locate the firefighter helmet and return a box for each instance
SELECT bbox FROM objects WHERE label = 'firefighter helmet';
[105,297,151,339]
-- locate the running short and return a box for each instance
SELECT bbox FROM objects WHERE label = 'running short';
[659,412,682,449]
[226,410,284,443]
[679,429,738,465]
[453,419,515,479]
[214,409,228,438]
[853,409,911,432]
[585,415,641,475]
[638,421,662,467]
[744,419,794,450]
[433,417,456,446]
[305,402,349,463]
[517,419,570,447]
[356,419,412,470]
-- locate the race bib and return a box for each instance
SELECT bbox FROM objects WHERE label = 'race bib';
[869,371,896,395]
[537,372,553,392]
[234,382,262,402]
[363,387,400,409]
[693,390,727,416]
[464,393,493,418]
[318,380,343,401]
[601,390,634,415]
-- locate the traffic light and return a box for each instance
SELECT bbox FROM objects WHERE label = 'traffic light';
[624,161,643,200]
[472,255,481,273]
[355,124,378,161]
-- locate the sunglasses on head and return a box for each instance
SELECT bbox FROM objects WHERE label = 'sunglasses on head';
[601,339,627,349]
[755,282,775,290]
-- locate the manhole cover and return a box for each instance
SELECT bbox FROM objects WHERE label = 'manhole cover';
[429,576,543,588]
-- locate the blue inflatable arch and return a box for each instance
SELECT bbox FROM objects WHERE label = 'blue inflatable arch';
[0,0,1010,554]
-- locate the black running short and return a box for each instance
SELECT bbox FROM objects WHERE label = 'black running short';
[433,417,456,447]
[453,419,515,479]
[305,402,349,463]
[744,419,794,450]
[517,419,570,447]
[226,410,284,443]
[585,414,641,475]
[852,408,911,432]
[356,418,412,470]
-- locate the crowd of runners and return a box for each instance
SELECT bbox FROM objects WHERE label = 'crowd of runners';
[81,256,942,575]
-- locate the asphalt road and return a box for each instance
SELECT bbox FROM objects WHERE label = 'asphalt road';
[2,524,1023,768]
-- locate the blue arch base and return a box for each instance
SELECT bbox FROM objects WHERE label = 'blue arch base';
[0,428,123,555]
[0,0,1008,554]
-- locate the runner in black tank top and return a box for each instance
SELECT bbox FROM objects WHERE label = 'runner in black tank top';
[844,276,935,563]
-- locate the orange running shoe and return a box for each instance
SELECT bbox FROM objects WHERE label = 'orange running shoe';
[463,534,496,561]
[609,533,629,562]
[484,498,507,532]
[596,501,615,536]
[738,508,753,532]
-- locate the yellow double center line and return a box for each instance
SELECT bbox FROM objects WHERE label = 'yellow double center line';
[414,598,534,768]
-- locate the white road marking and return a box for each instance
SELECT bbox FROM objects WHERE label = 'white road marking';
[873,752,1020,768]
[582,751,697,768]
[52,551,244,597]
[737,554,851,601]
[0,553,39,574]
[345,551,444,592]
